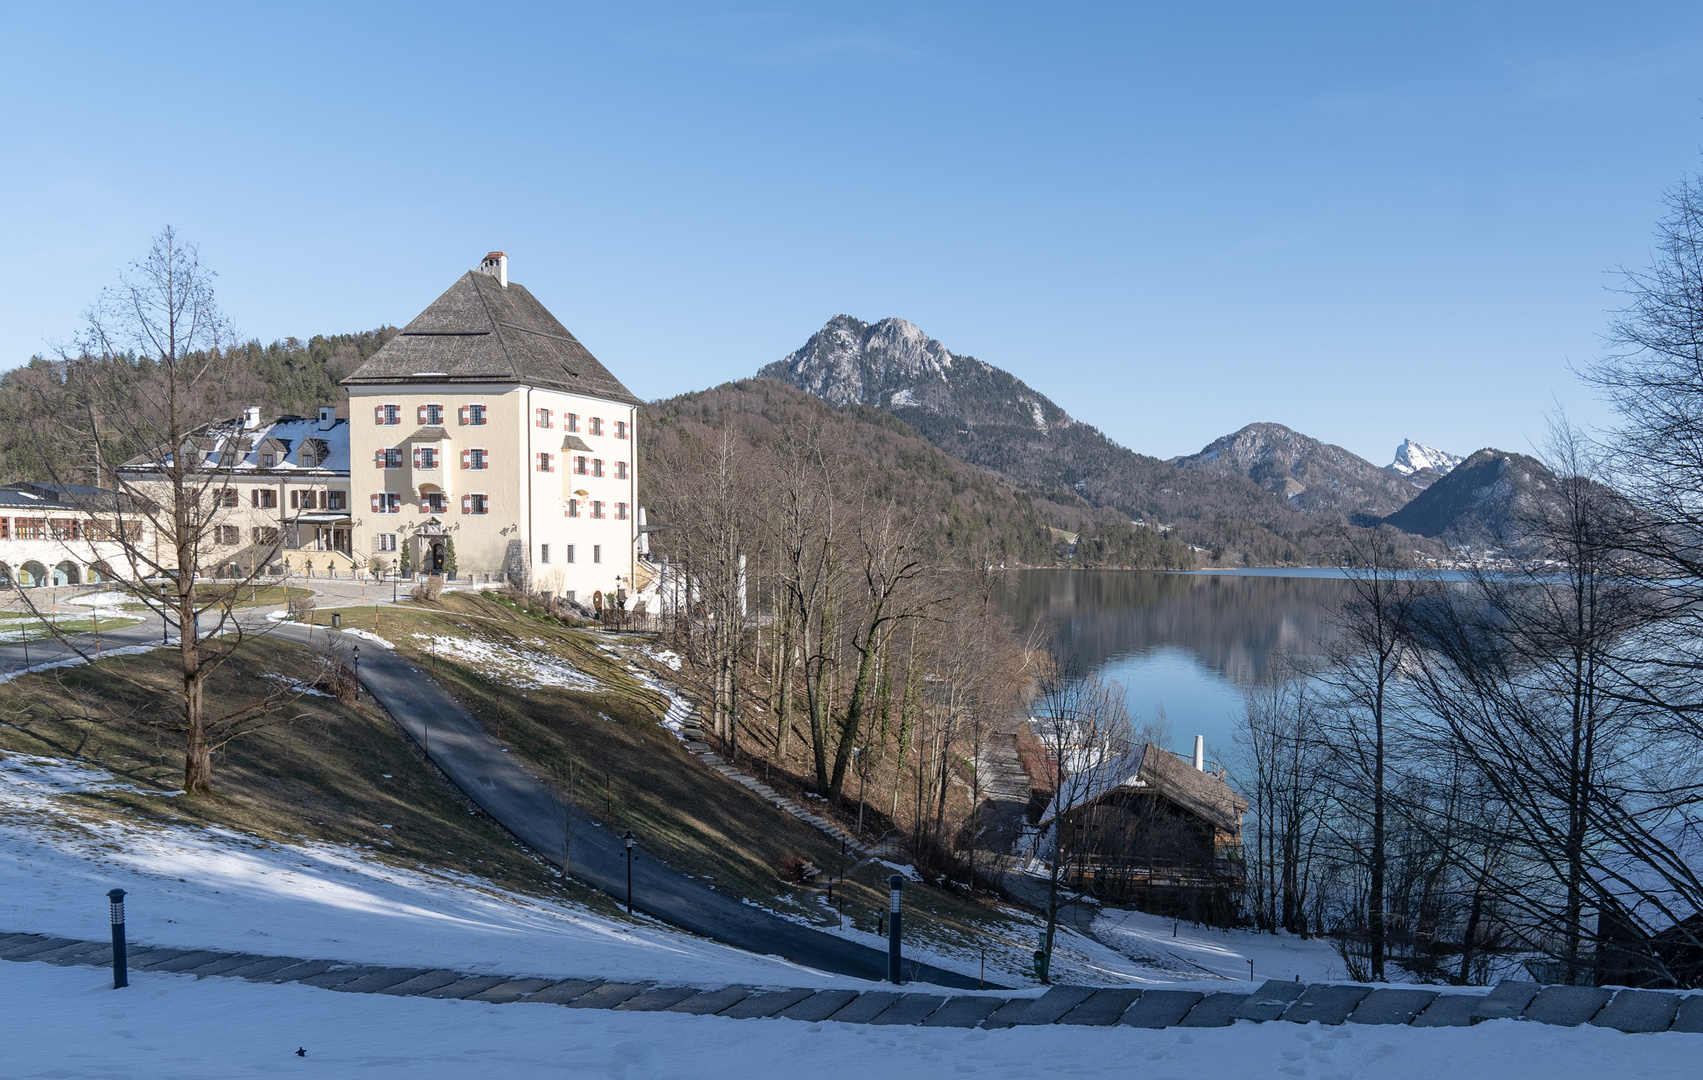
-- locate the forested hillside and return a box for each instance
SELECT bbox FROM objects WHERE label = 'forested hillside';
[0,329,394,483]
[640,379,1196,569]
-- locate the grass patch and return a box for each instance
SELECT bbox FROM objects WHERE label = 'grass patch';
[333,592,1037,955]
[0,637,620,917]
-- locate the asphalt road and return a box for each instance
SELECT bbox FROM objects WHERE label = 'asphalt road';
[0,599,987,988]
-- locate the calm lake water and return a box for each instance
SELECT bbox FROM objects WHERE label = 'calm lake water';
[996,569,1357,771]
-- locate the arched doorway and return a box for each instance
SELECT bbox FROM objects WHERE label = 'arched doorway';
[19,561,47,587]
[427,539,446,573]
[0,562,11,588]
[88,561,114,583]
[54,561,81,586]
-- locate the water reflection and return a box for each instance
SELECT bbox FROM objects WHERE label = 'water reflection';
[996,570,1355,763]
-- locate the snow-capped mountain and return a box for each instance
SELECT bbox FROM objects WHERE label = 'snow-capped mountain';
[1388,440,1464,478]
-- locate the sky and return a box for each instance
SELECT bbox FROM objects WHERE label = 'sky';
[2,2,1701,465]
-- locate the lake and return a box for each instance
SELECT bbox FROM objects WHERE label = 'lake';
[996,569,1357,771]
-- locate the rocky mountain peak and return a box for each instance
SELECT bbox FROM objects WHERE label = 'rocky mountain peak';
[1174,422,1422,519]
[1388,439,1464,477]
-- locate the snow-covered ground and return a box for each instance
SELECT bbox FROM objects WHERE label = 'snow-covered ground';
[1094,907,1348,983]
[6,959,1697,1080]
[409,632,600,691]
[0,751,872,990]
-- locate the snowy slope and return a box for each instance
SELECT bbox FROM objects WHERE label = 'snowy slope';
[1093,907,1346,983]
[0,751,865,989]
[1388,439,1464,477]
[6,960,1697,1080]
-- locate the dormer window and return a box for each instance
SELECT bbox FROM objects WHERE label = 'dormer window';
[261,453,276,468]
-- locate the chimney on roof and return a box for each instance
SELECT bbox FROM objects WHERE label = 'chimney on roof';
[318,406,336,431]
[242,406,262,430]
[480,251,508,289]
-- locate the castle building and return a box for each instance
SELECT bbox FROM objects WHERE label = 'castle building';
[341,253,642,602]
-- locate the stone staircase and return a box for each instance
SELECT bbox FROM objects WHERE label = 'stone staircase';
[4,930,1699,1033]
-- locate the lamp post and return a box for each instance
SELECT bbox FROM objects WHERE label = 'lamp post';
[158,582,170,645]
[622,829,636,914]
[887,875,904,984]
[107,888,128,989]
[352,644,360,702]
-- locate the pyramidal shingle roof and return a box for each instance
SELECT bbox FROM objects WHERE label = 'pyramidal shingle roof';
[342,270,641,405]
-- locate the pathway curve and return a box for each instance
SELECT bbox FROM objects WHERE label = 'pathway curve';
[270,623,985,989]
[2,931,1696,1033]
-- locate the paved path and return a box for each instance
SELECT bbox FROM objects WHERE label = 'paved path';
[270,623,986,989]
[4,932,1699,1033]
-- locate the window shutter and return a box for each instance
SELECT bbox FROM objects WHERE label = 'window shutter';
[460,449,471,469]
[374,405,385,425]
[462,494,472,514]
[413,447,422,468]
[250,490,258,507]
[458,406,469,425]
[319,491,328,510]
[370,493,381,512]
[417,404,428,424]
[549,455,556,473]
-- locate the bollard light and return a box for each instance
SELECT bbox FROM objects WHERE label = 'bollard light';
[107,888,128,989]
[887,874,904,984]
[352,645,360,701]
[623,830,637,914]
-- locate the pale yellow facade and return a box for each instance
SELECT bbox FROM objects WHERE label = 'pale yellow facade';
[346,382,638,601]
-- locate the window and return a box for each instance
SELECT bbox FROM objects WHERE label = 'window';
[220,450,237,467]
[219,488,238,507]
[327,491,346,511]
[217,525,240,546]
[414,446,438,470]
[566,544,576,564]
[540,543,551,564]
[15,517,45,540]
[591,500,605,519]
[535,407,552,428]
[593,544,602,564]
[462,493,489,515]
[252,526,280,545]
[589,417,603,436]
[574,455,588,475]
[588,458,602,477]
[377,533,398,552]
[375,404,401,425]
[615,420,629,440]
[565,412,579,432]
[300,446,319,468]
[565,498,580,518]
[379,448,403,469]
[251,489,277,509]
[616,502,629,521]
[615,461,629,480]
[422,491,447,514]
[261,453,276,468]
[370,492,401,514]
[418,403,444,425]
[460,448,488,470]
[459,403,487,426]
[537,452,555,472]
[50,518,80,540]
[0,518,8,540]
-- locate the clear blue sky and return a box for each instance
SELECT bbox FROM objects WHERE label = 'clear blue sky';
[3,3,1701,464]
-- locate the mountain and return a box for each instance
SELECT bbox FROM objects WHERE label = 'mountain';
[1380,448,1561,542]
[640,378,1194,569]
[1387,439,1463,491]
[1172,423,1423,520]
[760,315,1444,566]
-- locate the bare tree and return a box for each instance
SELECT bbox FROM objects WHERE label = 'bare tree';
[1030,666,1133,981]
[17,227,315,794]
